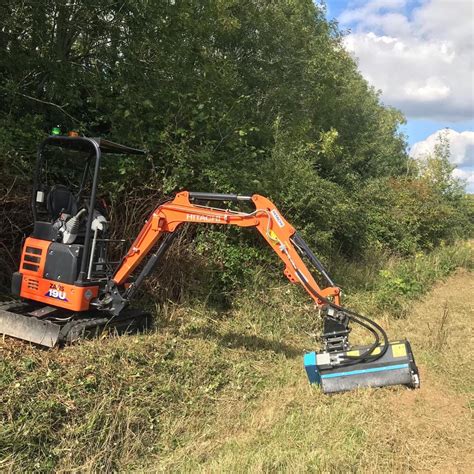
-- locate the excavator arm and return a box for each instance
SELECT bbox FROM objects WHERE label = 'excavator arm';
[1,134,419,392]
[99,190,420,395]
[110,191,341,312]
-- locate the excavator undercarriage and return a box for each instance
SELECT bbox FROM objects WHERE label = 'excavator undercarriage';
[0,300,151,348]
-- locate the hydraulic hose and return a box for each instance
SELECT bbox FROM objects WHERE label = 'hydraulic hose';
[294,266,389,368]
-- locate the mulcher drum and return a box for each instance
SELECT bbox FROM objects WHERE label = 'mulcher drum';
[304,340,420,394]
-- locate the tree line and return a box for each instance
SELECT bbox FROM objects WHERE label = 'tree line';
[0,0,471,292]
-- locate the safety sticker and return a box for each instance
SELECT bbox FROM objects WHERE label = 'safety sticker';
[346,349,359,357]
[392,343,407,358]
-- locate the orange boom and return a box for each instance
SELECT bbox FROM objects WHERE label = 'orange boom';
[112,191,341,307]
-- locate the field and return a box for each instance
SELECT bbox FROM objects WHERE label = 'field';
[1,244,473,472]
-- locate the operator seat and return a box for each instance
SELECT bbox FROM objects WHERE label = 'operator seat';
[30,185,79,241]
[47,185,78,220]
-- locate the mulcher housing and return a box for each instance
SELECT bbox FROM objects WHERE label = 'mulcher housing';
[304,340,419,393]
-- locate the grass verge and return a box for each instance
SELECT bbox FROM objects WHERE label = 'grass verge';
[0,241,472,471]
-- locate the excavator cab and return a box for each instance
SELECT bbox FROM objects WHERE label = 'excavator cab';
[1,136,149,346]
[18,136,145,300]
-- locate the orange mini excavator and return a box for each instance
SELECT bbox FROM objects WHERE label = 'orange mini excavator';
[0,135,419,393]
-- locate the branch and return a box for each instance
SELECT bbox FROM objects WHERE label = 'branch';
[2,86,87,129]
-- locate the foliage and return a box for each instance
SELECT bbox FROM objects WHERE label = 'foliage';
[370,242,473,315]
[0,0,471,294]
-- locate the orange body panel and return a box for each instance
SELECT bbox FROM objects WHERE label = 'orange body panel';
[18,237,99,311]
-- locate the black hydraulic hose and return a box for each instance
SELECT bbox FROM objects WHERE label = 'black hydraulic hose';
[124,231,177,300]
[295,268,389,366]
[288,235,389,364]
[292,233,335,287]
[113,197,174,282]
[339,314,385,366]
[188,192,252,202]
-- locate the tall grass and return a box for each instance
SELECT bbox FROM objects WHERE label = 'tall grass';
[340,241,473,316]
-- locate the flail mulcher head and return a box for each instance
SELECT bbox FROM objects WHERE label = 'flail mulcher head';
[0,301,151,348]
[304,306,420,394]
[304,340,420,394]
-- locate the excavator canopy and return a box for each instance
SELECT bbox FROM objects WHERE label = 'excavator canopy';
[40,136,146,156]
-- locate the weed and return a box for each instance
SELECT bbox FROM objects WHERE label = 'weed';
[428,301,450,352]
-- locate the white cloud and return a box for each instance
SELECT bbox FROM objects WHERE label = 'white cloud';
[340,0,474,121]
[410,129,474,165]
[410,128,474,191]
[404,77,450,102]
[452,167,474,185]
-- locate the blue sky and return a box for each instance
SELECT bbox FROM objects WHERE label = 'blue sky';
[401,118,474,145]
[321,0,474,191]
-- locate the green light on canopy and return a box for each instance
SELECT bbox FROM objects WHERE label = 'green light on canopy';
[51,126,61,135]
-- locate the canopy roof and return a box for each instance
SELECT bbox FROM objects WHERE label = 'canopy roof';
[41,136,146,156]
